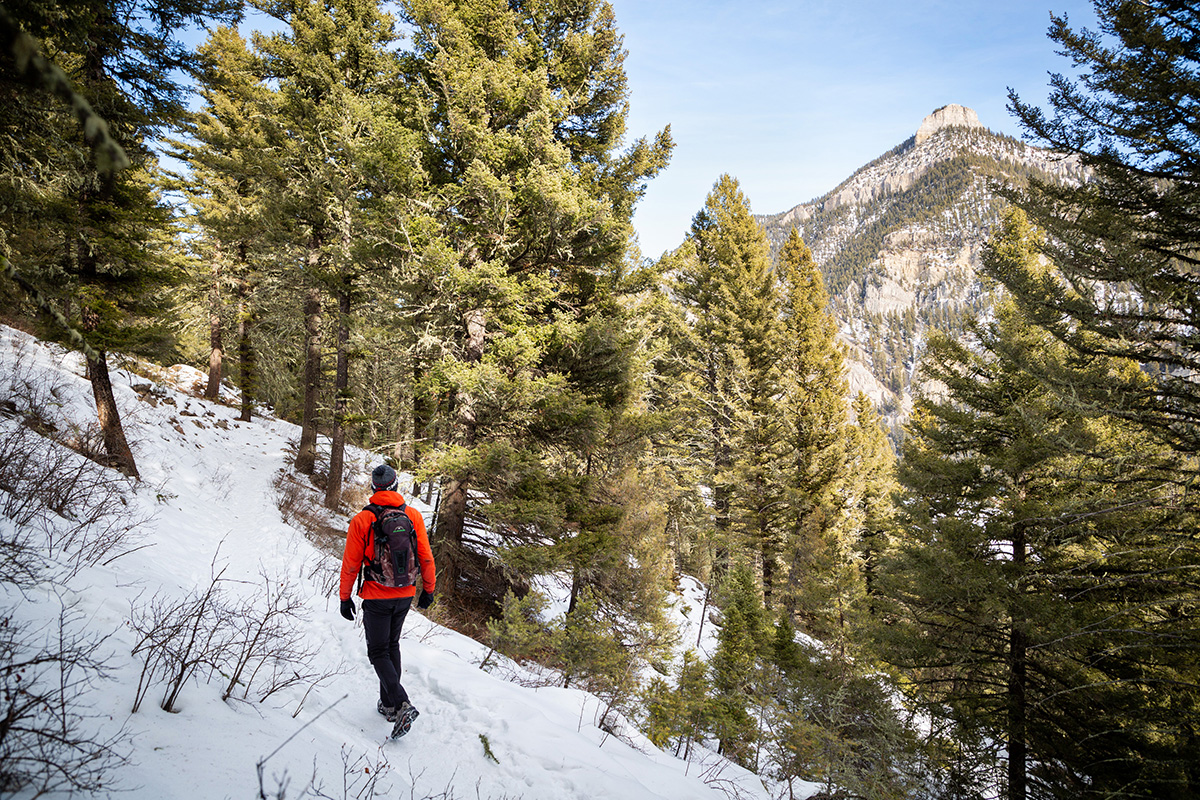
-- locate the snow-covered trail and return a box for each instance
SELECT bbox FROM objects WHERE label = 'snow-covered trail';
[1,324,781,800]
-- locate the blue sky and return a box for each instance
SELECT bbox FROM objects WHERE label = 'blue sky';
[609,0,1099,258]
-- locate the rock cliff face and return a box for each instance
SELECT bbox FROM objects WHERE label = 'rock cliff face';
[915,103,983,144]
[758,105,1083,436]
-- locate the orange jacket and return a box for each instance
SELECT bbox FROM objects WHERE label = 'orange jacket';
[339,490,436,601]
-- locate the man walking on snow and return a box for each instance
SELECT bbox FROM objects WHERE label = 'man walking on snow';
[339,464,436,738]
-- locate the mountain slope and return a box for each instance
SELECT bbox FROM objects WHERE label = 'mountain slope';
[758,104,1083,433]
[0,324,780,800]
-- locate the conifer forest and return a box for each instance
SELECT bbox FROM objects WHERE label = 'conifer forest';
[2,1,1199,798]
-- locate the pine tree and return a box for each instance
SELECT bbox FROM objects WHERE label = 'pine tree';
[1001,0,1200,454]
[775,228,858,635]
[880,209,1200,799]
[848,392,894,614]
[709,562,769,768]
[766,616,921,800]
[176,26,279,419]
[999,20,1200,784]
[555,585,629,694]
[0,0,240,477]
[398,0,672,604]
[641,648,713,760]
[676,175,785,582]
[726,219,788,607]
[255,0,418,504]
[484,589,553,666]
[592,242,719,597]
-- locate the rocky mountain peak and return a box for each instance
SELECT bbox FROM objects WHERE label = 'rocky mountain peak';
[758,106,1083,437]
[915,103,983,144]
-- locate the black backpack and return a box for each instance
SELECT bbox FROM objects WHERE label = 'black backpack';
[359,503,420,589]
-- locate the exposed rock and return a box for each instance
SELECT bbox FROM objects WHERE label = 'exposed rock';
[915,103,983,144]
[846,360,888,408]
[758,105,1083,436]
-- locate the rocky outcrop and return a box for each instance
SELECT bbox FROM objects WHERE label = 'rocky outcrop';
[756,105,1082,435]
[915,103,983,144]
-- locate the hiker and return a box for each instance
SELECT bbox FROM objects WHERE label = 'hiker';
[339,464,436,738]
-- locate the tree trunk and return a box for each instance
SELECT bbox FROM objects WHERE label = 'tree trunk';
[295,286,322,475]
[394,359,415,492]
[236,274,255,422]
[710,355,732,578]
[712,437,731,576]
[1008,522,1028,800]
[435,475,468,601]
[761,533,773,608]
[412,358,435,502]
[324,283,351,508]
[87,351,139,479]
[436,307,487,601]
[205,254,223,401]
[567,570,581,615]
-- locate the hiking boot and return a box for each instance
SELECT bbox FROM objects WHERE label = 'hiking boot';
[377,700,396,722]
[390,701,419,739]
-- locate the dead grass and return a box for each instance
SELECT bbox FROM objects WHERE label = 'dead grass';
[272,467,344,557]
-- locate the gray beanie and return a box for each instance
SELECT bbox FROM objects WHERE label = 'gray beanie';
[371,464,398,492]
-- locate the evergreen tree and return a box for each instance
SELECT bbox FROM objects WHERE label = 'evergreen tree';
[0,0,240,477]
[709,562,769,768]
[398,0,671,604]
[1001,0,1200,454]
[999,21,1200,782]
[176,26,278,419]
[634,243,718,580]
[726,219,788,607]
[880,209,1200,799]
[775,228,857,635]
[766,618,921,800]
[485,589,553,666]
[676,175,785,581]
[255,0,420,504]
[641,649,713,761]
[555,585,629,694]
[847,392,895,613]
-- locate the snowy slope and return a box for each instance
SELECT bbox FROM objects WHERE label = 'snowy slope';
[0,325,787,800]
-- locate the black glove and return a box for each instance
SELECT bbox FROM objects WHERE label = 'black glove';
[417,590,434,610]
[339,598,356,620]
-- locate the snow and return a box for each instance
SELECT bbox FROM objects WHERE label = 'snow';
[0,325,796,800]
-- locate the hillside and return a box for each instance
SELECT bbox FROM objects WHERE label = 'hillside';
[758,104,1084,434]
[0,324,785,800]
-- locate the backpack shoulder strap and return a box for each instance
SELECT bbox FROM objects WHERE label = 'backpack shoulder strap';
[361,504,385,567]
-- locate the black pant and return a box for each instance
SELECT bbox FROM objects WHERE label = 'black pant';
[361,596,413,709]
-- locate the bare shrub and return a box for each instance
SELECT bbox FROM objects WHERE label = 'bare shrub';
[0,418,148,581]
[1,333,148,472]
[130,549,345,714]
[273,468,309,530]
[222,567,341,704]
[0,334,77,438]
[129,559,234,713]
[0,517,39,590]
[303,550,341,601]
[254,696,402,799]
[258,745,396,800]
[276,480,344,604]
[0,422,67,527]
[0,602,129,796]
[273,468,346,555]
[339,479,371,515]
